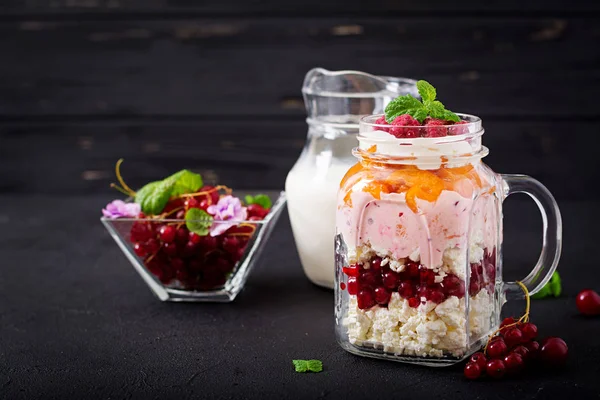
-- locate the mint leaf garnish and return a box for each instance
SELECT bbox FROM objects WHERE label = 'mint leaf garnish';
[245,194,272,209]
[532,271,562,299]
[384,80,460,124]
[135,180,174,215]
[417,80,436,102]
[292,360,323,373]
[170,170,203,196]
[385,95,427,123]
[185,208,213,236]
[134,169,203,215]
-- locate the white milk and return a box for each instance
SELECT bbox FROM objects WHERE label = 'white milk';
[285,134,357,289]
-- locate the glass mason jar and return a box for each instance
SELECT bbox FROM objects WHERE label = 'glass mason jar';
[286,68,417,289]
[334,114,561,365]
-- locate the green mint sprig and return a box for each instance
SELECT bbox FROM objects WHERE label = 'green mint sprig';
[245,194,272,209]
[185,208,213,236]
[532,271,562,299]
[292,359,323,373]
[384,80,460,124]
[135,169,203,215]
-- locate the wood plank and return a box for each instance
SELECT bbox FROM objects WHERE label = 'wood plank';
[1,0,598,16]
[0,17,598,118]
[0,119,596,199]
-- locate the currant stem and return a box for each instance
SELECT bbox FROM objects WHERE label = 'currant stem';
[110,183,132,197]
[484,280,530,355]
[115,159,136,197]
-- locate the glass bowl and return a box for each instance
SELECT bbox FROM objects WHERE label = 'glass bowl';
[101,191,286,302]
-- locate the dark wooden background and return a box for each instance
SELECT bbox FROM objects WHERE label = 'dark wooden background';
[1,0,599,199]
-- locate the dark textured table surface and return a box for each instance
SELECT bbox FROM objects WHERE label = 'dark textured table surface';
[1,195,599,400]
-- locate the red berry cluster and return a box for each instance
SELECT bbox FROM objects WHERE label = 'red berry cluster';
[464,317,568,380]
[342,256,468,310]
[374,115,469,139]
[129,186,270,290]
[469,250,497,295]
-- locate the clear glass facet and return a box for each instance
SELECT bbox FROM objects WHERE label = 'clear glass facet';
[102,191,286,302]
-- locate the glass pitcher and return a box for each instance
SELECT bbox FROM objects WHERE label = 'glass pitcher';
[334,114,561,365]
[285,68,417,289]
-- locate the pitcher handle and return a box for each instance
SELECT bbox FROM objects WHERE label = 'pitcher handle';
[500,174,562,300]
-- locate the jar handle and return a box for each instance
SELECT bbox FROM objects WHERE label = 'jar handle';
[500,174,562,301]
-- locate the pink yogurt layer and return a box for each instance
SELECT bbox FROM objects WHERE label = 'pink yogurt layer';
[337,188,498,269]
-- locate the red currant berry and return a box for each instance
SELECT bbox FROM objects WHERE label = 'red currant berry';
[162,242,178,257]
[521,323,538,340]
[370,257,383,272]
[158,225,176,243]
[408,297,420,308]
[145,238,160,254]
[464,362,482,380]
[357,289,376,310]
[200,235,218,251]
[222,236,240,254]
[398,281,415,299]
[198,198,210,210]
[184,197,200,210]
[189,232,203,244]
[487,339,508,359]
[358,270,379,288]
[405,261,419,279]
[382,271,400,290]
[500,317,516,328]
[427,289,445,304]
[576,289,600,316]
[469,352,487,370]
[175,227,189,243]
[486,359,506,379]
[170,257,185,271]
[540,337,568,367]
[525,341,540,359]
[343,265,360,278]
[504,327,524,347]
[247,204,268,218]
[374,287,391,305]
[133,242,147,257]
[504,352,524,374]
[512,345,529,360]
[347,277,358,295]
[176,210,186,220]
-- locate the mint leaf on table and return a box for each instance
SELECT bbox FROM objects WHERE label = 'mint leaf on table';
[135,180,174,215]
[170,170,203,196]
[292,360,323,373]
[384,80,460,124]
[185,208,213,236]
[532,271,562,299]
[245,194,272,209]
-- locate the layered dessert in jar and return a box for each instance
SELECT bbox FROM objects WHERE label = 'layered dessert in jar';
[335,81,501,363]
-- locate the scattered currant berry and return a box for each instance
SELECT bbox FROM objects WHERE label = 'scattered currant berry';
[521,323,538,340]
[162,242,178,257]
[398,281,414,298]
[145,238,160,254]
[500,317,516,328]
[540,337,568,367]
[159,225,176,243]
[486,359,506,379]
[464,362,482,380]
[383,271,400,290]
[576,289,600,316]
[504,352,525,374]
[370,257,382,273]
[469,352,487,370]
[487,338,508,359]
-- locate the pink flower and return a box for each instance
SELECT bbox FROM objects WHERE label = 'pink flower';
[206,195,247,236]
[102,200,141,219]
